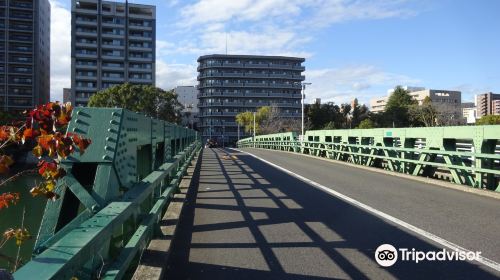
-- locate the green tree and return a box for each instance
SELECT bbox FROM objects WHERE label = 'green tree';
[323,121,336,129]
[357,119,375,129]
[235,106,271,134]
[88,83,183,123]
[409,96,438,127]
[384,86,417,127]
[476,115,500,125]
[350,99,370,128]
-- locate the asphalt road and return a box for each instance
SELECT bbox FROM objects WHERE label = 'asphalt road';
[165,148,500,279]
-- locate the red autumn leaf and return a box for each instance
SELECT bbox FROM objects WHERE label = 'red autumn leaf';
[70,134,92,155]
[38,134,54,150]
[33,145,43,158]
[0,126,10,141]
[0,192,20,209]
[29,186,44,197]
[23,128,40,141]
[0,155,14,174]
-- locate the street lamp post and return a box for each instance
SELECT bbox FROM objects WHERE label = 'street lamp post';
[253,111,256,148]
[301,82,312,142]
[222,120,225,148]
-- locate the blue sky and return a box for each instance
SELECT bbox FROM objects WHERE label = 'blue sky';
[50,0,500,105]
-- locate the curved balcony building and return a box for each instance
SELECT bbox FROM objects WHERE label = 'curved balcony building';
[197,54,305,146]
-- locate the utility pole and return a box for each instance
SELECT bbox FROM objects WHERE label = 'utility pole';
[301,82,312,143]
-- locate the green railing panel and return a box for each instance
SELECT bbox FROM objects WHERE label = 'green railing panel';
[237,126,500,191]
[14,108,201,280]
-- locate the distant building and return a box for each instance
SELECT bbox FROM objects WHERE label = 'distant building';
[63,88,71,103]
[476,92,500,118]
[370,88,462,121]
[314,98,321,105]
[0,0,51,111]
[174,86,199,129]
[370,86,425,113]
[71,0,156,106]
[461,102,476,124]
[197,54,305,145]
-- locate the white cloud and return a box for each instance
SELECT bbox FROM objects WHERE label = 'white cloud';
[180,0,305,26]
[179,0,416,28]
[200,30,312,57]
[49,0,71,102]
[310,0,417,28]
[304,65,421,104]
[155,61,197,90]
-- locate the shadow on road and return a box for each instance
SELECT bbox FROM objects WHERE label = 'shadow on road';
[165,148,498,280]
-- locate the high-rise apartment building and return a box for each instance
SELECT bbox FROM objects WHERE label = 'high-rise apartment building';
[0,0,50,111]
[476,92,500,117]
[197,54,305,145]
[71,0,155,107]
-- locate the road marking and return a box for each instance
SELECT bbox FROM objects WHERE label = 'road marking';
[233,148,500,272]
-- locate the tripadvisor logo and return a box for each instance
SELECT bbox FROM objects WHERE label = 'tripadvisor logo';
[375,244,398,267]
[374,244,482,267]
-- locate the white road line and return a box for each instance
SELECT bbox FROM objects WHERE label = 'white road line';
[233,148,500,272]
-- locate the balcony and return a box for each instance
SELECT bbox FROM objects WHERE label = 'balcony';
[210,111,239,117]
[75,19,97,26]
[9,57,32,64]
[75,85,96,91]
[10,2,33,10]
[197,63,305,71]
[129,77,152,83]
[102,76,125,82]
[75,63,97,70]
[9,24,32,32]
[9,46,32,53]
[74,7,98,15]
[129,45,153,52]
[199,82,302,89]
[75,41,97,48]
[198,92,301,99]
[75,30,97,37]
[129,35,152,41]
[101,33,124,39]
[75,52,97,59]
[9,35,32,42]
[128,66,151,72]
[9,13,32,21]
[128,54,152,62]
[102,65,124,71]
[101,21,125,28]
[128,21,152,31]
[75,75,97,81]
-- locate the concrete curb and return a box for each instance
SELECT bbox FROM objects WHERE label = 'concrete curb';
[132,149,203,280]
[233,148,500,201]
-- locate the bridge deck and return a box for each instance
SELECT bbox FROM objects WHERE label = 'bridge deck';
[165,148,500,279]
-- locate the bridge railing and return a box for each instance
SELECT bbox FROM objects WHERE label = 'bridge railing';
[237,126,500,191]
[14,108,201,279]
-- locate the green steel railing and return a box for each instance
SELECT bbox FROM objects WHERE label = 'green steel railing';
[14,108,201,279]
[237,126,500,191]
